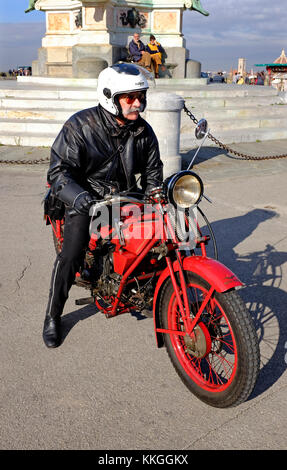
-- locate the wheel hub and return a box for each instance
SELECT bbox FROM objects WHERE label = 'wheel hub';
[184,321,212,358]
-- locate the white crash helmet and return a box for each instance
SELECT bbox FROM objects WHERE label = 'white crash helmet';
[97,63,150,116]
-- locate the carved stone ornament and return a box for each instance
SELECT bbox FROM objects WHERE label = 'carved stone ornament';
[75,9,82,28]
[120,7,147,28]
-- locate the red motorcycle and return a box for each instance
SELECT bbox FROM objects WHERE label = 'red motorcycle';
[45,120,260,408]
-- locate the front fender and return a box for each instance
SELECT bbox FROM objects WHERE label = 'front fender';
[182,256,243,291]
[153,256,243,348]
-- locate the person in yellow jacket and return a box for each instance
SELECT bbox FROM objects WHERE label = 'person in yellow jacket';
[146,35,164,78]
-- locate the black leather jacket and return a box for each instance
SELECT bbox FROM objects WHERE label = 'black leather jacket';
[47,104,163,206]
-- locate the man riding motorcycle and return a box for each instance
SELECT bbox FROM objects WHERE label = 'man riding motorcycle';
[43,63,163,348]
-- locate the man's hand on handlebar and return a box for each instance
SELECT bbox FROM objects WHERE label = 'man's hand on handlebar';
[72,191,94,215]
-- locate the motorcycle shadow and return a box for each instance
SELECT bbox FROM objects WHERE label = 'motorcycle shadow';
[60,301,150,343]
[61,303,98,342]
[207,208,287,399]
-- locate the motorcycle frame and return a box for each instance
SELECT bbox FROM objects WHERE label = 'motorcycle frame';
[49,218,64,242]
[90,201,243,347]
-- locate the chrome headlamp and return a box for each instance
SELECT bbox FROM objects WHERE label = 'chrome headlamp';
[166,170,203,209]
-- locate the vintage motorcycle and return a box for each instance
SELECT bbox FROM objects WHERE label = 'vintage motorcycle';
[45,119,260,408]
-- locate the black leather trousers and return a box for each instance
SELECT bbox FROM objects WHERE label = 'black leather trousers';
[45,211,90,319]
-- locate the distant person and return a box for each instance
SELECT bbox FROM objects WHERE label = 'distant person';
[146,35,164,78]
[256,72,264,85]
[237,75,244,85]
[232,72,239,84]
[264,72,271,86]
[128,33,151,72]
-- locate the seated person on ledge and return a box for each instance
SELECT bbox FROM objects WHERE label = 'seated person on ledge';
[146,35,164,78]
[128,32,151,72]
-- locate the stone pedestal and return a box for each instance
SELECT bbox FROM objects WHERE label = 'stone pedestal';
[186,59,201,78]
[145,92,184,178]
[32,0,204,79]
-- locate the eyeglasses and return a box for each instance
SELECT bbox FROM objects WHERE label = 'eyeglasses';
[121,92,146,104]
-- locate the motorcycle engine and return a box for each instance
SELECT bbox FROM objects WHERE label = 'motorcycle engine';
[87,240,122,298]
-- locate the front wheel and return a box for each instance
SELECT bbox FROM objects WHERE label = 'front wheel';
[160,272,260,408]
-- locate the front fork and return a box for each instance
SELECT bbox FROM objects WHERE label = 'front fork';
[157,212,215,337]
[158,254,214,338]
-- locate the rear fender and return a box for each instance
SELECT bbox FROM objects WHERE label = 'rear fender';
[153,256,243,348]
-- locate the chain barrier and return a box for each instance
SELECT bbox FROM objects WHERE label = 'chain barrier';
[0,157,50,165]
[183,104,287,161]
[0,105,286,164]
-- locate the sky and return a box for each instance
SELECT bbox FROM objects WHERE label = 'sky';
[0,0,286,72]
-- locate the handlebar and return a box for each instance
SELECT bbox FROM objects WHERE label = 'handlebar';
[68,194,144,217]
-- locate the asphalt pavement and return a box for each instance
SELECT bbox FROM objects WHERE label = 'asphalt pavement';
[0,139,286,451]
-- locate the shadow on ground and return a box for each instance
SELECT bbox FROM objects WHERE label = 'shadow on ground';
[181,146,231,169]
[205,207,287,399]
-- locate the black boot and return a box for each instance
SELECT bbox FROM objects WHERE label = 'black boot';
[43,314,61,348]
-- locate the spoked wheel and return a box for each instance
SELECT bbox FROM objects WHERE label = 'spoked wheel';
[160,272,260,408]
[50,218,91,289]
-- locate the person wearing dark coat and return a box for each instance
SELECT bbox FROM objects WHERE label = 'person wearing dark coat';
[43,63,163,348]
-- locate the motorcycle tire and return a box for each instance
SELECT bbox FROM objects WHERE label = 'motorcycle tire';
[159,272,260,408]
[51,219,91,289]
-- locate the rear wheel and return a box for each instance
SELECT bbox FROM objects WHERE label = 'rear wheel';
[51,218,92,289]
[160,272,260,408]
[51,219,64,254]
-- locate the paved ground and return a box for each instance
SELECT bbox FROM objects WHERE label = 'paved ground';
[0,140,286,450]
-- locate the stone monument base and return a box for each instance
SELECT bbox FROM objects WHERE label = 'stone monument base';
[29,0,208,80]
[33,44,125,79]
[32,45,191,79]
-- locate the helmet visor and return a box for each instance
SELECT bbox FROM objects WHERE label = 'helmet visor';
[119,91,146,104]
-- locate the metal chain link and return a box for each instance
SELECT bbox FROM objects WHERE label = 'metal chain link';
[0,157,50,165]
[183,104,287,161]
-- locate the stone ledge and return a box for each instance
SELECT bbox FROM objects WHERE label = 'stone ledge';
[17,76,207,87]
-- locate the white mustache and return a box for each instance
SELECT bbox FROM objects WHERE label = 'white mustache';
[123,104,144,116]
[126,106,140,113]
